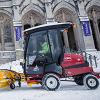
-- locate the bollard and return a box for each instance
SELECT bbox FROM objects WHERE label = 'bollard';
[84,52,87,61]
[89,55,92,67]
[94,56,98,68]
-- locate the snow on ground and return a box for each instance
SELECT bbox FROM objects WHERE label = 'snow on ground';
[0,51,100,100]
[0,81,100,100]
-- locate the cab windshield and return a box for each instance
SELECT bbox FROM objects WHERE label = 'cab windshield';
[26,30,50,65]
[26,29,63,65]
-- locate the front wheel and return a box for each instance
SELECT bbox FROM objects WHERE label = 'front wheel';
[10,83,15,89]
[83,74,99,90]
[42,73,60,91]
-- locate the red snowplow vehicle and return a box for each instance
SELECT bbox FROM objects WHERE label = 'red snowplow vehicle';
[23,22,100,91]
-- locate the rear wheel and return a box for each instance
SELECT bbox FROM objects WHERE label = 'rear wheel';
[42,73,60,91]
[83,74,99,90]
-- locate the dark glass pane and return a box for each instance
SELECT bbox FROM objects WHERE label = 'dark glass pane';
[48,29,62,62]
[4,23,12,42]
[26,30,51,65]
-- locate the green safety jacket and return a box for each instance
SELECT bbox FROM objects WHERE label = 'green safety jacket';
[41,42,50,54]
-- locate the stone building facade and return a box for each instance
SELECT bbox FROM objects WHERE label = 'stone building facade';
[0,0,100,63]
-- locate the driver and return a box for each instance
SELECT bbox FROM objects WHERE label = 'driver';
[39,36,50,55]
[39,41,49,55]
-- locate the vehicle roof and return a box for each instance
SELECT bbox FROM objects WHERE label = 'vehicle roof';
[23,22,73,33]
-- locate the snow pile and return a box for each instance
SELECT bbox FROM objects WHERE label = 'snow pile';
[0,59,23,73]
[93,67,100,73]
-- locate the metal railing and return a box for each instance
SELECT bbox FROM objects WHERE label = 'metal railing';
[82,51,98,68]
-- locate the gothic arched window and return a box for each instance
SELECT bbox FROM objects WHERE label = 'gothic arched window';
[0,12,14,51]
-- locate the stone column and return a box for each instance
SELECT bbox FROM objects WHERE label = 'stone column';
[45,0,54,23]
[74,17,85,51]
[13,21,23,60]
[92,9,100,50]
[80,17,96,51]
[62,10,69,48]
[77,1,96,51]
[63,31,69,48]
[12,0,23,59]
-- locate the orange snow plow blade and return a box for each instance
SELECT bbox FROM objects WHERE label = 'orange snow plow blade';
[0,69,21,88]
[0,69,40,89]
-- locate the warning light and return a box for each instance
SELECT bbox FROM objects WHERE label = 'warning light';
[64,29,68,32]
[73,23,77,28]
[24,32,28,34]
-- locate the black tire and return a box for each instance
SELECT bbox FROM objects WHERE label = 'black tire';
[83,74,99,90]
[74,76,84,86]
[42,73,60,91]
[10,83,15,89]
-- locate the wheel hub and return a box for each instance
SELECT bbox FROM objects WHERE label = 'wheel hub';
[46,77,58,89]
[50,81,53,84]
[88,79,96,87]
